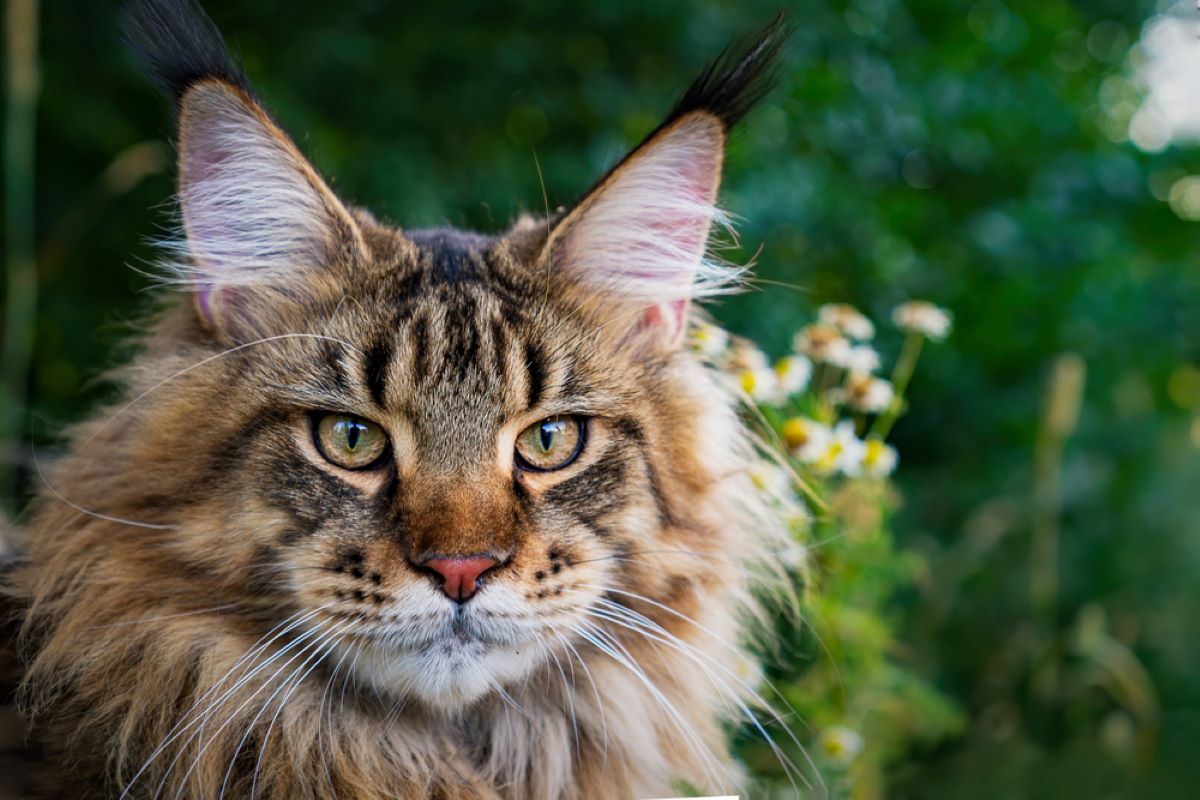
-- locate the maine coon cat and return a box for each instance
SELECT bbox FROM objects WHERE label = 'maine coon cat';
[7,0,799,796]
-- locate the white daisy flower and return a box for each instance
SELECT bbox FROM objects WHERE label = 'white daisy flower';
[781,416,832,463]
[737,366,779,403]
[689,321,730,359]
[843,344,881,374]
[819,725,865,766]
[892,300,953,341]
[835,371,895,413]
[813,420,867,476]
[818,303,875,340]
[860,438,898,477]
[792,323,852,365]
[773,354,813,396]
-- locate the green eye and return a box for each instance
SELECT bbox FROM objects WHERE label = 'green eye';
[515,417,585,471]
[314,414,389,470]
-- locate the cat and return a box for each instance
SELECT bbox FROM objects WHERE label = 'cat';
[6,0,796,797]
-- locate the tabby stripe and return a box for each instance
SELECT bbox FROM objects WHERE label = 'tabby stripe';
[410,313,431,379]
[363,336,393,407]
[448,295,480,380]
[524,341,546,408]
[490,317,509,385]
[614,416,676,528]
[322,341,349,391]
[544,452,628,527]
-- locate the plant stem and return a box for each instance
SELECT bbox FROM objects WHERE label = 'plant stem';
[2,0,40,511]
[1031,354,1086,638]
[871,332,924,440]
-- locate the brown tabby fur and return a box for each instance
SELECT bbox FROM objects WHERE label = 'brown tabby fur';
[6,3,793,798]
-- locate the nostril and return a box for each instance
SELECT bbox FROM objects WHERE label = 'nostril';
[415,555,501,603]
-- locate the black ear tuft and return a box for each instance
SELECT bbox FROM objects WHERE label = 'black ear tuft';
[668,11,791,131]
[123,0,250,101]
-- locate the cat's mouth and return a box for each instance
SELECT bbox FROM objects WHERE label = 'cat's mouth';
[448,610,477,640]
[337,614,546,709]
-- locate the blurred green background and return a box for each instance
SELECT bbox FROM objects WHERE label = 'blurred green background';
[3,0,1199,796]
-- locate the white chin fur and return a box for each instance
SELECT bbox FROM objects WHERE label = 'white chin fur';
[344,635,543,710]
[335,583,552,711]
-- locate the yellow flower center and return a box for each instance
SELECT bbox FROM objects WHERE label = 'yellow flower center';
[781,417,811,448]
[816,442,842,472]
[864,439,885,467]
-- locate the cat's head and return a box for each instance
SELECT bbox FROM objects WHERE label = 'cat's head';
[116,0,787,709]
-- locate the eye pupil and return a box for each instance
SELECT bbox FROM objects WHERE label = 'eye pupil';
[539,423,555,451]
[346,423,360,450]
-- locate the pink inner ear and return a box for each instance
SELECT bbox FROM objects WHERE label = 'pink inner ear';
[557,114,726,319]
[624,299,690,350]
[172,82,348,338]
[180,136,249,274]
[182,136,231,189]
[195,283,215,324]
[183,138,234,327]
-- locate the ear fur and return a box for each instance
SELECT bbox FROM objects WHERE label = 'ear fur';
[125,0,366,337]
[542,13,790,352]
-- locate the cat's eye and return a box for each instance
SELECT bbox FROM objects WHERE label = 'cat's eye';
[515,416,586,471]
[313,414,390,470]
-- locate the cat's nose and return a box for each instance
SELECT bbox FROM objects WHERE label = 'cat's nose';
[417,555,500,603]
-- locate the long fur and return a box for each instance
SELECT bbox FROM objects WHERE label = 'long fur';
[7,4,798,798]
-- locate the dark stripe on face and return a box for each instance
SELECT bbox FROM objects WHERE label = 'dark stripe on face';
[243,543,286,596]
[614,416,676,528]
[277,528,306,547]
[391,267,426,317]
[488,262,541,310]
[196,408,285,496]
[322,341,348,392]
[410,313,431,379]
[261,448,368,530]
[525,341,545,408]
[498,297,526,329]
[544,452,628,528]
[363,336,392,407]
[445,294,480,381]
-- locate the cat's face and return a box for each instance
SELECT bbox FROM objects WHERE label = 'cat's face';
[17,10,790,795]
[138,77,749,709]
[178,225,730,708]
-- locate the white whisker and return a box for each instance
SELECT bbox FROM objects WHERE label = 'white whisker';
[119,606,328,798]
[249,619,356,799]
[584,605,807,794]
[574,619,734,794]
[174,616,347,799]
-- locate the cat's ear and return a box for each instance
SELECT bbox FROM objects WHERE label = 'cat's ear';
[543,14,789,353]
[125,0,366,338]
[173,81,366,333]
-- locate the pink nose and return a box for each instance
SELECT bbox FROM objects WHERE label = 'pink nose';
[420,556,500,602]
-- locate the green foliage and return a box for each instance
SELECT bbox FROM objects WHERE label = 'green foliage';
[701,305,965,797]
[6,0,1200,796]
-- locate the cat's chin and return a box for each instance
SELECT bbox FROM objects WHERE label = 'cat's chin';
[337,634,544,712]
